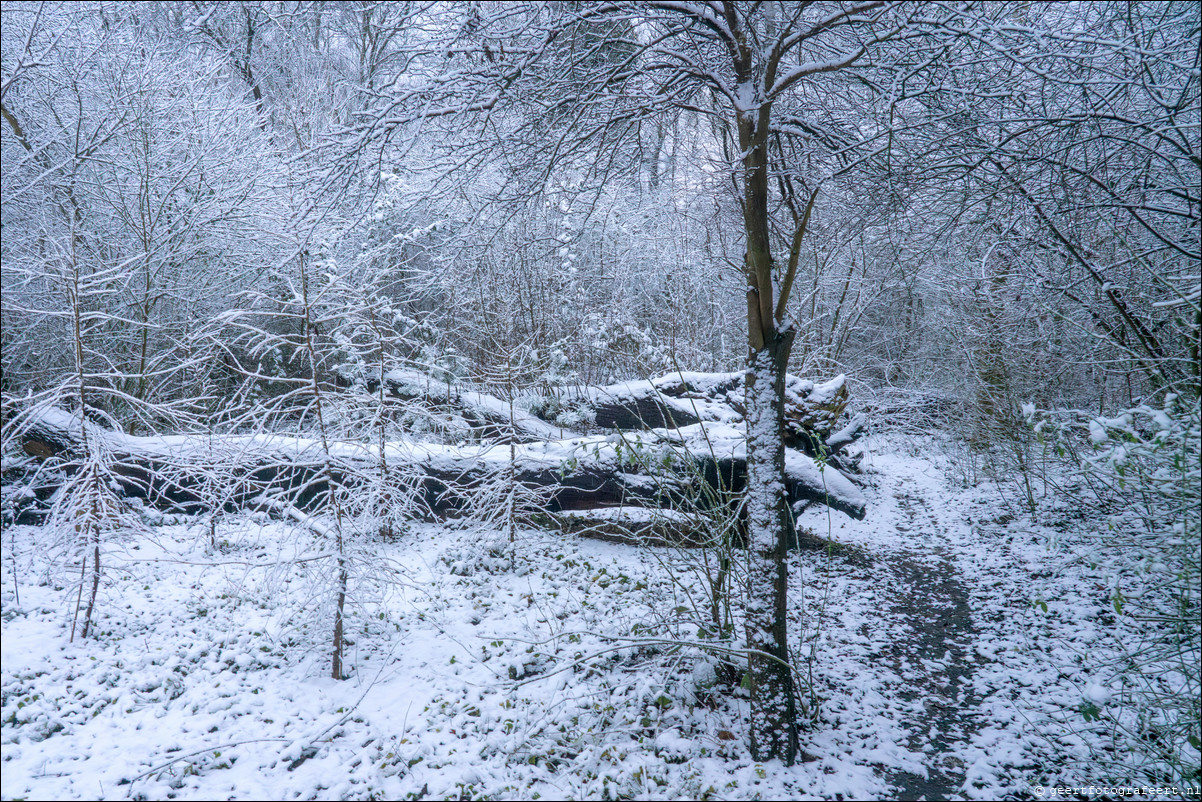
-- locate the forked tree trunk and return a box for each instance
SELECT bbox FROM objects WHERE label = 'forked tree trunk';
[736,58,803,760]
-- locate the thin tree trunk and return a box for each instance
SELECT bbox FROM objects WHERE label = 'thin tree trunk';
[298,249,349,681]
[331,553,347,680]
[70,553,86,642]
[69,208,103,643]
[80,514,101,639]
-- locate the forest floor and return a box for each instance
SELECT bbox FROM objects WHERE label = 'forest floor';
[0,435,1158,800]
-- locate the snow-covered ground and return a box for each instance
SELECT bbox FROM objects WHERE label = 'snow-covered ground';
[1,435,1190,800]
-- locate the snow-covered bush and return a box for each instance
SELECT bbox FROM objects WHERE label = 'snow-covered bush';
[1033,397,1201,787]
[581,311,673,384]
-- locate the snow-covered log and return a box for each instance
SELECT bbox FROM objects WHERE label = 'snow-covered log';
[372,369,581,442]
[16,405,867,523]
[357,369,865,462]
[546,370,864,470]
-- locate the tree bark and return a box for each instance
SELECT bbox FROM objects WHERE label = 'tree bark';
[744,340,801,764]
[733,16,802,759]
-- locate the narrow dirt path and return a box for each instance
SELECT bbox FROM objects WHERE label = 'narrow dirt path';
[879,486,981,800]
[801,442,1127,799]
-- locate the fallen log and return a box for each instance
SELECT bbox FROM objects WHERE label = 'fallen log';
[358,368,866,469]
[545,370,864,471]
[375,369,581,442]
[16,406,867,524]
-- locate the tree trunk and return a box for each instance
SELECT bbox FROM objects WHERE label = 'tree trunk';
[331,558,347,680]
[736,54,802,761]
[744,341,800,764]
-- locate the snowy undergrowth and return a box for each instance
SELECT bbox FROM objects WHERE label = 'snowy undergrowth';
[1,509,897,801]
[3,435,1195,800]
